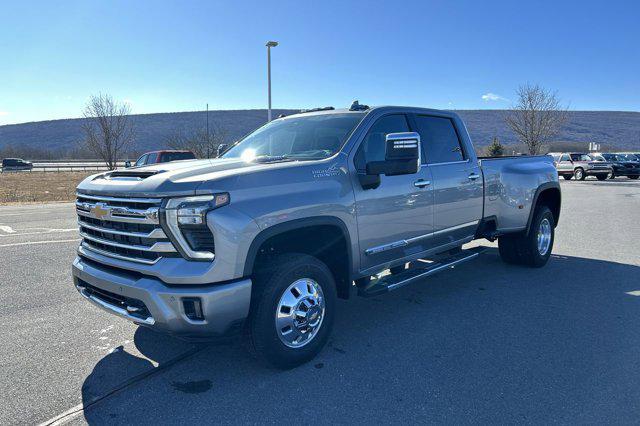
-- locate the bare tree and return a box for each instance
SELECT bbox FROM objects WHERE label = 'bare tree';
[505,84,567,155]
[82,94,135,169]
[165,122,227,158]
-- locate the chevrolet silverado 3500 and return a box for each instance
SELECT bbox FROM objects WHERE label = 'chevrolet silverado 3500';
[72,104,561,368]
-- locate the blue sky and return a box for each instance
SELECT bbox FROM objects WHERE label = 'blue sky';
[1,0,638,125]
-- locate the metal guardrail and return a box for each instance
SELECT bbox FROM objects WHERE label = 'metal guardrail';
[1,161,127,173]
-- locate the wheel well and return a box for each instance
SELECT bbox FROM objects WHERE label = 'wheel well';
[536,188,561,227]
[250,224,352,299]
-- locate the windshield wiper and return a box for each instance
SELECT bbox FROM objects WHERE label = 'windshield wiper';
[252,155,297,163]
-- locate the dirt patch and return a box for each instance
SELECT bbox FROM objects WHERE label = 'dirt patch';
[0,172,94,204]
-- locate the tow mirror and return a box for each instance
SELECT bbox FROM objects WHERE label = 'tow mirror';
[366,132,420,176]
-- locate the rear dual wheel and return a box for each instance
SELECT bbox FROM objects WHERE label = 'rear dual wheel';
[498,205,554,268]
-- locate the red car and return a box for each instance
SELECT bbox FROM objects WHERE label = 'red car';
[128,150,196,167]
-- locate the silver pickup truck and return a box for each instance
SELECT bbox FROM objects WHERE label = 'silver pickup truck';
[72,103,561,368]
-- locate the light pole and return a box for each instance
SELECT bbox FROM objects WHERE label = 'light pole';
[266,41,278,121]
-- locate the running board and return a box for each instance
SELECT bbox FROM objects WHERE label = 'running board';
[357,247,486,298]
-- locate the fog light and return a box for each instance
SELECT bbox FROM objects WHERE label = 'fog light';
[183,298,204,321]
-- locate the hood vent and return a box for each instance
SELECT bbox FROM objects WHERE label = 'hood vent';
[97,170,165,181]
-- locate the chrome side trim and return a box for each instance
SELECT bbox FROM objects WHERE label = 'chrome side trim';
[79,232,176,253]
[365,220,479,255]
[78,220,166,239]
[76,284,155,325]
[423,159,471,167]
[76,193,162,204]
[80,242,159,265]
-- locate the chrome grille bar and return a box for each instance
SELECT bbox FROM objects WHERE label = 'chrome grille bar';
[80,242,159,265]
[76,202,159,225]
[78,220,166,239]
[79,231,176,253]
[76,193,162,204]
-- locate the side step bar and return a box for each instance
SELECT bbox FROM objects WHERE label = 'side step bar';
[357,247,486,298]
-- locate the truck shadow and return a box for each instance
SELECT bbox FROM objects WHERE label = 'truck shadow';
[80,248,640,424]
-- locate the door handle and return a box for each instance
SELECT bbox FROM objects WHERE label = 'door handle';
[414,179,431,188]
[468,173,480,180]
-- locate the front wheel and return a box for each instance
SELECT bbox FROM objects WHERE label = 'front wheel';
[574,168,585,181]
[629,175,639,180]
[248,253,336,369]
[498,205,555,268]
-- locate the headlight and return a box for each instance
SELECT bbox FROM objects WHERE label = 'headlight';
[176,193,230,225]
[162,193,230,261]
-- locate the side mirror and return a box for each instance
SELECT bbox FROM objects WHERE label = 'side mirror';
[124,160,131,168]
[366,132,420,176]
[216,144,228,157]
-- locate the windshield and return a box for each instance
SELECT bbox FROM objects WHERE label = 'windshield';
[591,154,606,161]
[617,154,637,162]
[222,113,365,162]
[570,154,592,161]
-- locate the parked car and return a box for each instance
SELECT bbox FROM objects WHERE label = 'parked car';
[73,103,560,368]
[1,158,33,171]
[126,150,196,167]
[594,153,640,179]
[553,152,612,181]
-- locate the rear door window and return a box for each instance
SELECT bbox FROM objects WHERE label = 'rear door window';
[414,115,464,164]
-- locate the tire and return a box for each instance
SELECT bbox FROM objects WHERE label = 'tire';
[574,168,585,181]
[248,253,336,369]
[596,174,607,181]
[562,174,572,180]
[498,205,555,268]
[629,175,639,180]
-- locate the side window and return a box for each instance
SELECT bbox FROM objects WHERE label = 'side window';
[560,154,570,162]
[135,154,148,166]
[414,115,464,164]
[146,153,159,164]
[354,114,410,171]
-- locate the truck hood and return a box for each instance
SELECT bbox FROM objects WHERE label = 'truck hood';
[76,158,303,198]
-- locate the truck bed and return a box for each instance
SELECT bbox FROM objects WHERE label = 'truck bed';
[479,155,557,233]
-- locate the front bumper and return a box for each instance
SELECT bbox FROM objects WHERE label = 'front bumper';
[586,169,612,175]
[72,256,252,339]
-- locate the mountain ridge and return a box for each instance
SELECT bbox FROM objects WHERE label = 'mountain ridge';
[1,109,639,156]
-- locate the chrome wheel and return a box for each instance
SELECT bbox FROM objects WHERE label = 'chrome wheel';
[275,278,325,348]
[537,218,552,256]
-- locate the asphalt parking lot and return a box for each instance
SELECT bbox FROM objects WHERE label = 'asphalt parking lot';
[1,178,639,425]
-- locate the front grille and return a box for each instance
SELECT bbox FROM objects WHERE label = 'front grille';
[76,193,177,264]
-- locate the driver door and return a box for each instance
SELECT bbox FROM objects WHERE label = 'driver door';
[352,114,434,272]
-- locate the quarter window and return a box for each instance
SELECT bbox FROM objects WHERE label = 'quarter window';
[414,115,464,164]
[560,154,570,162]
[355,114,410,171]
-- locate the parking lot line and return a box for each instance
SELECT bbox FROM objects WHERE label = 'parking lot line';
[0,238,80,248]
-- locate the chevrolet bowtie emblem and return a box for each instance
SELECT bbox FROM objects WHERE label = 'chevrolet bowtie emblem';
[91,203,110,220]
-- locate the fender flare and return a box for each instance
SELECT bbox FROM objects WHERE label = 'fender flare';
[243,216,353,279]
[525,181,561,234]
